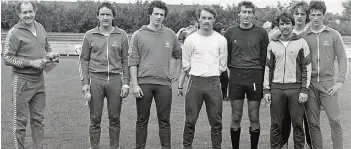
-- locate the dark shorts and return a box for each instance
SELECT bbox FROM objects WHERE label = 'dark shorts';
[228,68,263,101]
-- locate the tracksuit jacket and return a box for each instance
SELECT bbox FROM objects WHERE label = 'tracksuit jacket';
[301,26,348,84]
[263,33,312,94]
[3,21,52,80]
[79,26,130,85]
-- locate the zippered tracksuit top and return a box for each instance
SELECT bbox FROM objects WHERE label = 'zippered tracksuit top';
[79,26,130,149]
[128,25,181,149]
[302,26,348,149]
[263,33,312,149]
[3,21,52,149]
[79,26,130,85]
[263,33,312,94]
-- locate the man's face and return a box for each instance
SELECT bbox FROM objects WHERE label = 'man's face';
[97,7,114,27]
[309,9,324,28]
[18,2,36,25]
[278,19,293,36]
[198,10,215,31]
[149,7,165,26]
[264,27,271,33]
[293,8,307,26]
[238,6,254,25]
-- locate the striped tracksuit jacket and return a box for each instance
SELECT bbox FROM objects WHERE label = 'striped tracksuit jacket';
[263,33,311,149]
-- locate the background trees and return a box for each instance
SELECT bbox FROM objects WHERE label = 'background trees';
[1,1,350,35]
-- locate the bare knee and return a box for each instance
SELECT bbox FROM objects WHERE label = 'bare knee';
[248,111,260,129]
[231,111,243,129]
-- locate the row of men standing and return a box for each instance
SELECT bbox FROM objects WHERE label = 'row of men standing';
[3,0,348,149]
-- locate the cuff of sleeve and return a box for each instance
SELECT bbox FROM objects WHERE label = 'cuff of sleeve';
[128,59,139,66]
[337,77,345,84]
[22,59,31,67]
[263,89,270,95]
[301,87,309,94]
[122,78,130,86]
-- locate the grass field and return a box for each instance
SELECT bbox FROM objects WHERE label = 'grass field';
[1,57,351,149]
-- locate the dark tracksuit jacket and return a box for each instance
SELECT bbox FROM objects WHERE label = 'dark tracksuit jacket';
[263,33,311,149]
[128,25,181,149]
[79,26,130,149]
[79,26,130,86]
[3,21,52,149]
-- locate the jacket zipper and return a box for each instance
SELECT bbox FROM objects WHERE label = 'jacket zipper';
[106,36,110,81]
[316,33,320,82]
[279,41,290,87]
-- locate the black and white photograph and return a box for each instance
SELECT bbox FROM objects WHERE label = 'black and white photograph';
[1,0,350,148]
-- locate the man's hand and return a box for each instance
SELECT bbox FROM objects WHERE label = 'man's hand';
[81,84,91,102]
[169,73,177,82]
[298,93,308,104]
[263,93,271,107]
[120,85,129,98]
[45,52,60,63]
[131,85,144,98]
[46,52,59,59]
[82,84,90,94]
[327,82,343,96]
[178,88,184,96]
[30,59,46,69]
[185,68,191,76]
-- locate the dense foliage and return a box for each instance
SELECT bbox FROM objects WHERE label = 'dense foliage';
[1,1,350,35]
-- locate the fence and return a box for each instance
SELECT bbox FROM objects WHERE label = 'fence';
[1,32,351,57]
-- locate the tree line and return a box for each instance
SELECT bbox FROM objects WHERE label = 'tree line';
[1,1,351,35]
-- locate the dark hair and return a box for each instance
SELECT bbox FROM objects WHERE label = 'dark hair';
[189,20,198,26]
[213,22,224,33]
[290,1,310,23]
[238,1,256,14]
[271,18,279,29]
[276,12,295,26]
[308,0,326,15]
[96,2,116,17]
[197,6,217,19]
[15,1,37,14]
[148,1,168,17]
